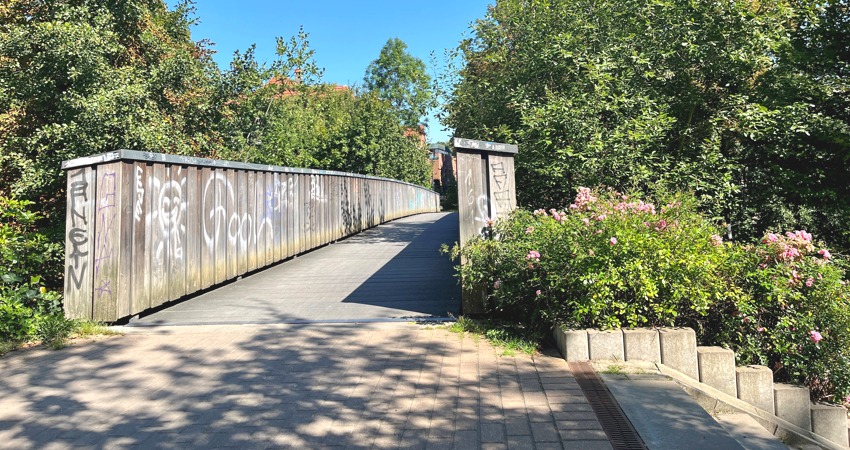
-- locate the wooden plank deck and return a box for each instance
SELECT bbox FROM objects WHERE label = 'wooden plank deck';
[131,212,461,325]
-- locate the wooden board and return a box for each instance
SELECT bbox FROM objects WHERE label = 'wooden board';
[272,172,282,262]
[116,162,134,318]
[487,154,517,220]
[214,169,227,284]
[64,166,95,320]
[92,162,122,321]
[130,162,150,316]
[236,170,248,275]
[167,165,188,302]
[264,171,274,265]
[246,171,256,271]
[185,166,201,294]
[224,169,237,280]
[200,167,215,290]
[457,151,487,249]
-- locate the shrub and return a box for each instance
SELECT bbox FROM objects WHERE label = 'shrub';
[452,187,850,402]
[453,188,740,330]
[35,315,76,350]
[708,231,850,403]
[0,196,64,342]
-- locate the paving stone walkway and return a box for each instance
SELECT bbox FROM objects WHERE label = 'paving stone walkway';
[0,323,613,449]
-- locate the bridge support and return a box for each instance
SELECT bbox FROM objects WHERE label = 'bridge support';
[453,138,518,314]
[61,150,440,322]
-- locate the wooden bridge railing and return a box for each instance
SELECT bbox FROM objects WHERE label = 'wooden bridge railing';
[62,150,440,322]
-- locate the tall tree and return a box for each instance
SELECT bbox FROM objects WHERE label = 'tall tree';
[444,0,850,250]
[364,38,435,127]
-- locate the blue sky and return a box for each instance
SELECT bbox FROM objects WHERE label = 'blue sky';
[178,1,492,143]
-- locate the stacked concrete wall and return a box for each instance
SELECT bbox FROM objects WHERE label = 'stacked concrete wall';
[553,326,849,448]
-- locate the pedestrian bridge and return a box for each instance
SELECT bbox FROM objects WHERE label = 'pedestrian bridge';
[61,150,457,323]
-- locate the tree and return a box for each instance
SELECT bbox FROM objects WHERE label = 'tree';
[364,38,435,127]
[0,0,224,286]
[444,0,850,250]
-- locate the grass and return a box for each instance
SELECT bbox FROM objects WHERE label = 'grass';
[448,316,543,356]
[0,319,121,356]
[73,320,121,338]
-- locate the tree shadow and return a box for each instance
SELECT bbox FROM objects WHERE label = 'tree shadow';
[0,324,596,448]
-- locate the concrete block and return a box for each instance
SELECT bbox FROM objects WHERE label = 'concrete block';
[773,383,812,431]
[810,403,848,446]
[623,328,660,362]
[696,346,737,397]
[564,329,590,361]
[735,365,774,414]
[587,329,624,361]
[659,327,698,380]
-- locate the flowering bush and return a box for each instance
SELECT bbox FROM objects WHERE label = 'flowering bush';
[452,187,850,402]
[708,230,850,403]
[453,188,740,329]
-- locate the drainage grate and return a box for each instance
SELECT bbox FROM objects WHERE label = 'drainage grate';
[569,361,647,450]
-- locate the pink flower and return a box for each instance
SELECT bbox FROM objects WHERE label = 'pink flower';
[596,214,606,221]
[805,277,814,287]
[526,250,541,261]
[818,249,832,261]
[588,250,595,256]
[535,290,542,296]
[810,330,823,344]
[525,226,534,234]
[581,218,591,226]
[654,219,667,231]
[763,233,779,243]
[485,217,495,227]
[552,212,561,221]
[609,237,618,245]
[710,234,723,247]
[595,229,603,235]
[493,280,502,290]
[757,326,765,333]
[533,209,547,216]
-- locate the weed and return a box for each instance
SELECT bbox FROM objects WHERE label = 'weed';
[447,316,542,355]
[73,320,120,338]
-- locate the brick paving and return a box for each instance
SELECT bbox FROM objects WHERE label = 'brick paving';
[0,323,612,449]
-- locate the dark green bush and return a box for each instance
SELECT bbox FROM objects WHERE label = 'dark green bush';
[0,196,65,342]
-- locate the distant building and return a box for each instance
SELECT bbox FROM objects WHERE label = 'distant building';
[428,144,456,194]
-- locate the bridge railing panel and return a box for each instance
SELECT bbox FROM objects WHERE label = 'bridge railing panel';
[61,150,440,322]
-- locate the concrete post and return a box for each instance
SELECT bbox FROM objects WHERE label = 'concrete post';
[553,327,589,361]
[587,329,625,361]
[658,328,699,380]
[735,365,775,413]
[773,383,812,431]
[623,328,660,362]
[696,346,737,397]
[810,403,848,446]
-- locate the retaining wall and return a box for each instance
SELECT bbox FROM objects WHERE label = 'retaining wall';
[62,150,440,322]
[554,326,850,449]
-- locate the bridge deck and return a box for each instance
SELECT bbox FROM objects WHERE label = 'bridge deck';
[132,212,461,325]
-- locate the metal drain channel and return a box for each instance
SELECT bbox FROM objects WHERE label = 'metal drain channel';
[569,361,647,450]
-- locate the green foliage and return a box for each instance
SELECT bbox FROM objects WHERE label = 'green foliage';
[35,314,76,349]
[453,187,850,402]
[443,0,850,251]
[454,188,738,330]
[708,232,850,403]
[0,196,64,341]
[0,1,434,339]
[364,38,436,127]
